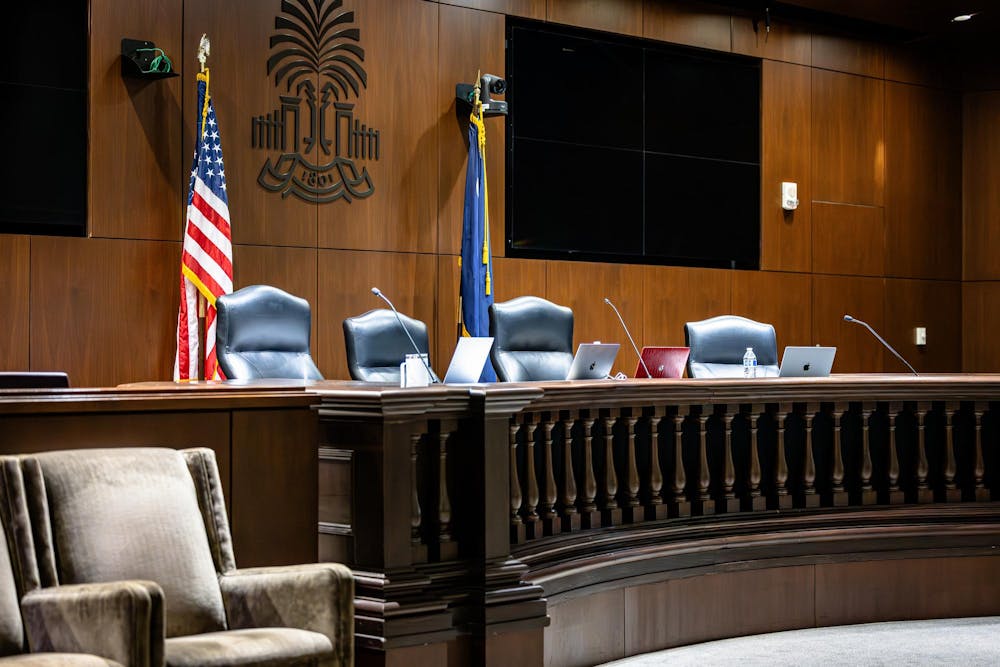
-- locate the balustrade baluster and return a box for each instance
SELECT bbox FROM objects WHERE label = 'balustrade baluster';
[720,409,739,513]
[509,422,525,544]
[696,405,714,516]
[830,403,849,506]
[858,404,876,505]
[561,412,581,532]
[802,403,819,508]
[775,405,792,510]
[887,402,904,504]
[944,402,961,502]
[672,408,691,518]
[523,416,540,539]
[410,433,426,562]
[915,402,932,503]
[579,416,600,528]
[601,414,622,526]
[745,404,765,511]
[621,413,641,523]
[438,428,457,560]
[975,402,989,502]
[540,419,560,535]
[646,408,668,520]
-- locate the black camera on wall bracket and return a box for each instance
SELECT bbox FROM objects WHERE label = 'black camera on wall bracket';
[456,73,508,116]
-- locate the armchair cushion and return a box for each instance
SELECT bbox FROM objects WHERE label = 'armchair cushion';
[21,580,164,667]
[164,628,331,667]
[21,449,227,638]
[220,564,354,667]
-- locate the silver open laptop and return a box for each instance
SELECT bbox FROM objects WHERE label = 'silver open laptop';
[566,343,620,380]
[443,337,494,384]
[779,346,837,378]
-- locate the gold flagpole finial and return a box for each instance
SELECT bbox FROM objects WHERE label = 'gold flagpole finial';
[472,69,482,116]
[197,34,211,73]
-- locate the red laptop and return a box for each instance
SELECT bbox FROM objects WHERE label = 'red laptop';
[634,346,690,379]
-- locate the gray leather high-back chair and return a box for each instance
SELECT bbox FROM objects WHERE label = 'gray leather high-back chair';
[343,309,432,383]
[684,315,779,378]
[215,285,323,381]
[488,296,574,382]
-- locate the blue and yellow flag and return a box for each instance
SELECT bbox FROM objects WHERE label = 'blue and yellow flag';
[459,108,496,382]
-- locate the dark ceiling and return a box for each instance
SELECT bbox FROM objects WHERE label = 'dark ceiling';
[715,0,998,47]
[712,0,1000,85]
[782,1,995,38]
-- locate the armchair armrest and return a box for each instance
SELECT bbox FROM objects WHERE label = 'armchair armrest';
[21,580,164,667]
[220,563,353,667]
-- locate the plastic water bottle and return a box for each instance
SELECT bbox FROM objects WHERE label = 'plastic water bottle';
[743,347,757,378]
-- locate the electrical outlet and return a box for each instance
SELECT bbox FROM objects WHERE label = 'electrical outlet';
[914,327,927,346]
[781,182,798,210]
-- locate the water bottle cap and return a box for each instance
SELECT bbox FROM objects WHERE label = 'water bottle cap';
[746,347,753,351]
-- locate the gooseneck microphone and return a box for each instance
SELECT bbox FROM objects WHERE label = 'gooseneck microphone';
[604,298,651,378]
[372,287,439,383]
[843,314,918,376]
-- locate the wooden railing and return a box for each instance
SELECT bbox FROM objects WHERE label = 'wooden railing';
[506,399,992,545]
[315,375,1000,666]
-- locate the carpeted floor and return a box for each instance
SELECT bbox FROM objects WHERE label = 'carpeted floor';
[599,617,1000,666]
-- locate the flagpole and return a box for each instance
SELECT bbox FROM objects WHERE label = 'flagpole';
[196,34,210,380]
[456,70,483,343]
[472,69,482,115]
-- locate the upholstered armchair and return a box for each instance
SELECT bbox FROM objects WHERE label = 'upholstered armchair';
[216,285,324,380]
[3,447,353,667]
[684,315,779,378]
[342,309,433,383]
[0,460,157,665]
[488,296,574,382]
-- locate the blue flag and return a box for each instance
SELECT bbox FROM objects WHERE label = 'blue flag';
[459,110,496,382]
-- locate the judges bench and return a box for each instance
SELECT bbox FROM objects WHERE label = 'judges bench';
[5,376,1000,666]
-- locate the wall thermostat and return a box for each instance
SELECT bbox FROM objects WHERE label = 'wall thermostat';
[781,182,798,210]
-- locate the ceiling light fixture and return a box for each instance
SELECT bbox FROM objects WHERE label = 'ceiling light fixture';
[952,13,975,22]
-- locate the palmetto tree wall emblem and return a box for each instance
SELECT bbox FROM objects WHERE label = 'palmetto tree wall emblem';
[268,0,367,98]
[252,0,379,204]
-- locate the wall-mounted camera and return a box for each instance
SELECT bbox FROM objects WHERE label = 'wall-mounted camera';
[456,73,508,117]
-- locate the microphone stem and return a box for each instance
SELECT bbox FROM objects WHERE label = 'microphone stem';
[606,299,650,378]
[374,291,439,383]
[852,319,918,376]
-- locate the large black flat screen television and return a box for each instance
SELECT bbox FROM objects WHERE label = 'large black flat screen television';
[506,20,760,269]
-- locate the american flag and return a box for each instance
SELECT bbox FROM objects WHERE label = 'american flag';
[174,70,233,381]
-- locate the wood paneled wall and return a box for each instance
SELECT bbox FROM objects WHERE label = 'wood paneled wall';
[0,0,974,385]
[962,90,1000,371]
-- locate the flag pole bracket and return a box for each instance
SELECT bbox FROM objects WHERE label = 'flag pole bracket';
[456,73,507,117]
[121,38,179,80]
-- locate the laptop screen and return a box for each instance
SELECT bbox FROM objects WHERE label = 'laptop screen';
[443,337,494,383]
[566,343,620,380]
[778,346,836,378]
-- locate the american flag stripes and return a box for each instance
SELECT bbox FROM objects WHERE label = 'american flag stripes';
[174,70,233,381]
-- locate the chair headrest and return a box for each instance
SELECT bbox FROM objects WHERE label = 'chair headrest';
[343,309,430,379]
[489,296,573,353]
[216,285,312,354]
[685,315,778,366]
